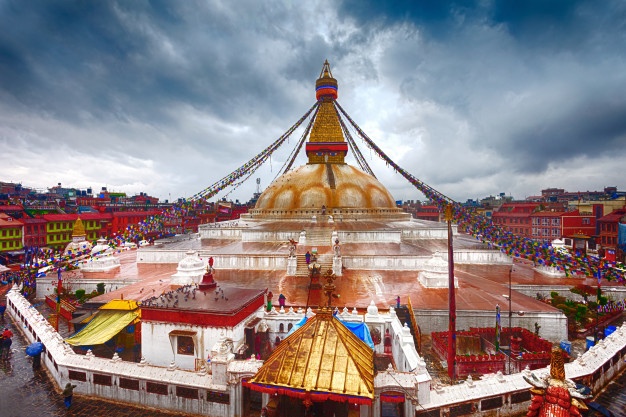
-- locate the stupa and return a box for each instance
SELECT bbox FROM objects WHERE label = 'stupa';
[131,60,568,345]
[249,61,409,222]
[63,218,92,256]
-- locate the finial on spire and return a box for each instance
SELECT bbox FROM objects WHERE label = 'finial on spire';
[315,60,338,101]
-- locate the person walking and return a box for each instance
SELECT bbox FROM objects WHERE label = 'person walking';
[63,382,77,408]
[305,251,311,265]
[1,327,12,359]
[32,344,46,370]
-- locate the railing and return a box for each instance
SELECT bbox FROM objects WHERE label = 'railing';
[406,296,421,353]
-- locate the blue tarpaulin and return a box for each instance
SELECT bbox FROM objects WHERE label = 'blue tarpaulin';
[340,320,374,349]
[618,224,626,247]
[286,316,374,349]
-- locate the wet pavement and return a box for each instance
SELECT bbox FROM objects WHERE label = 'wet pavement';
[0,292,190,417]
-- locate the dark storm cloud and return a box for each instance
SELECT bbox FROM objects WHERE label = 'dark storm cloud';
[1,0,625,201]
[0,1,313,127]
[336,0,626,198]
[505,92,626,173]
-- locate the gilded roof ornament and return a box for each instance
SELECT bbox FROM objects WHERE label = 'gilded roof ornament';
[72,217,86,237]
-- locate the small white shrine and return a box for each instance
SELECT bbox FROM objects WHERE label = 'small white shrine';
[170,250,206,286]
[418,251,458,288]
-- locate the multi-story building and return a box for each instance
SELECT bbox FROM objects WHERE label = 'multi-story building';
[78,212,114,241]
[110,210,162,238]
[491,202,541,237]
[401,201,441,222]
[22,217,47,248]
[530,210,596,244]
[0,213,24,255]
[597,209,626,261]
[42,214,78,250]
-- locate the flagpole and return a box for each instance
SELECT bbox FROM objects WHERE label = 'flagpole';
[595,269,601,344]
[445,204,456,382]
[56,266,62,332]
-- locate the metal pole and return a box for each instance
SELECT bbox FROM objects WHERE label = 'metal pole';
[445,204,456,382]
[595,270,601,344]
[508,268,512,374]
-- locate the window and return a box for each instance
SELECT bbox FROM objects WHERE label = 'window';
[177,336,194,355]
[582,218,590,225]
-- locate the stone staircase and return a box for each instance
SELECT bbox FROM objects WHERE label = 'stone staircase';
[396,305,421,352]
[303,227,333,246]
[295,253,333,277]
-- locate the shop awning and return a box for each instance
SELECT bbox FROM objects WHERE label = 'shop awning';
[65,310,138,346]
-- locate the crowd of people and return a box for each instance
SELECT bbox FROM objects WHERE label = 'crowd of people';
[1,269,37,298]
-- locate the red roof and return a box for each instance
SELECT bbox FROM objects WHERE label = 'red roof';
[78,213,113,221]
[598,209,626,223]
[0,214,23,227]
[42,214,79,221]
[530,211,567,217]
[20,218,47,224]
[112,210,161,218]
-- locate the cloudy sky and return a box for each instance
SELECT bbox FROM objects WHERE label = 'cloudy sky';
[1,0,625,204]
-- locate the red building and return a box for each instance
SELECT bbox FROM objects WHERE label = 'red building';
[22,217,47,247]
[597,209,626,261]
[401,201,441,222]
[492,202,541,237]
[110,210,162,238]
[530,209,596,243]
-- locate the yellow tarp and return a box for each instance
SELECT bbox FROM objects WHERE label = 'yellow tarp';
[65,310,138,346]
[100,299,138,311]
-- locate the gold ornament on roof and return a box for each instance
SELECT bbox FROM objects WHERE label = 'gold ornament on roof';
[322,268,338,308]
[73,218,86,238]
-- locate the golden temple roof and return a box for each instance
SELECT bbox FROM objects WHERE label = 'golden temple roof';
[72,217,86,237]
[248,309,374,400]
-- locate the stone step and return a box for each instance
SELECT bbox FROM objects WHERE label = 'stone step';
[295,254,333,276]
[303,228,333,246]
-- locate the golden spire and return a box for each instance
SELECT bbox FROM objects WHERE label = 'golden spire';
[307,60,348,164]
